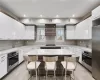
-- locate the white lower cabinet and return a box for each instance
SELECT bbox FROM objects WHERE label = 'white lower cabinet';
[19,50,24,64]
[0,54,7,79]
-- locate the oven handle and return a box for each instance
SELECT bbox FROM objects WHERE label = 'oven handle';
[8,54,18,59]
[82,54,92,59]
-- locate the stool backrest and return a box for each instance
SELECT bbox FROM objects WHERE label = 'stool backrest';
[23,55,30,62]
[64,56,77,68]
[64,57,76,62]
[43,56,58,62]
[28,55,38,61]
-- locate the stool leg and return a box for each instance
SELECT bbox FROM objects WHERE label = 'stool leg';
[65,69,67,80]
[38,68,40,80]
[28,73,33,80]
[62,68,64,80]
[73,71,75,80]
[46,70,48,80]
[54,70,56,80]
[65,70,66,80]
[70,75,71,80]
[36,69,37,80]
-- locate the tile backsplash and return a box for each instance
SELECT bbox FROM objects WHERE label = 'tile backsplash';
[0,40,25,51]
[25,40,76,45]
[76,40,92,48]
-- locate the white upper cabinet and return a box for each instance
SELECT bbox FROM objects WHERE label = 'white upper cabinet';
[88,17,92,39]
[0,12,26,40]
[23,26,35,40]
[66,25,75,39]
[92,5,100,20]
[0,12,13,39]
[75,17,92,39]
[13,21,25,40]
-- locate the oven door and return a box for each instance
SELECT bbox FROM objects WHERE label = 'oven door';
[82,53,92,66]
[7,52,19,72]
[82,53,92,72]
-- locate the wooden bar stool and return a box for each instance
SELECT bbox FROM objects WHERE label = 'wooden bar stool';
[61,56,77,80]
[23,55,41,80]
[43,56,58,80]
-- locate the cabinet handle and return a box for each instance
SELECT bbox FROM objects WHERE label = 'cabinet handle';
[1,59,4,62]
[1,56,5,59]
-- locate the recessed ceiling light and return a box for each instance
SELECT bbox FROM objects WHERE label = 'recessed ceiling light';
[72,14,75,17]
[60,0,66,1]
[56,15,59,18]
[32,0,37,2]
[40,15,43,18]
[24,14,26,17]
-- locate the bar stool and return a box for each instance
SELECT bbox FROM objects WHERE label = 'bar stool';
[23,55,41,80]
[43,56,58,80]
[61,56,77,80]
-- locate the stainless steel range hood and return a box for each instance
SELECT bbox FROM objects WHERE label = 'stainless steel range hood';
[45,24,56,45]
[45,24,56,36]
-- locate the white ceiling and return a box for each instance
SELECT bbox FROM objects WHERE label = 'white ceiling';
[0,0,100,18]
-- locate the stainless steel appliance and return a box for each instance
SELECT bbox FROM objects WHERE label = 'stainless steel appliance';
[7,51,19,72]
[46,44,56,46]
[82,51,92,72]
[92,18,100,80]
[45,24,56,36]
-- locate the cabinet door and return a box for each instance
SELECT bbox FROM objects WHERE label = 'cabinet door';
[0,12,14,39]
[24,26,35,39]
[0,12,25,40]
[66,25,75,39]
[88,17,92,39]
[19,50,24,63]
[13,21,25,39]
[0,54,7,78]
[92,6,100,20]
[75,17,91,39]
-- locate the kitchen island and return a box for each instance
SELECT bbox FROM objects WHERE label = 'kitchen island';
[26,49,75,61]
[25,49,76,76]
[26,49,75,55]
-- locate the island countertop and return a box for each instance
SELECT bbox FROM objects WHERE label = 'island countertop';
[26,49,75,55]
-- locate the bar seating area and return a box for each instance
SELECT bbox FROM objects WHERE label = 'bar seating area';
[23,54,77,80]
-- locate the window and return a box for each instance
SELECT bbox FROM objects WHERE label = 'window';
[56,28,64,41]
[37,28,45,41]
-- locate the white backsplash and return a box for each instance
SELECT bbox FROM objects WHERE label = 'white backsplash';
[0,40,25,51]
[76,40,92,48]
[25,40,76,45]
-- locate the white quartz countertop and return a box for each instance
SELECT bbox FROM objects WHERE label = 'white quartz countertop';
[0,48,18,55]
[26,49,75,55]
[0,45,92,56]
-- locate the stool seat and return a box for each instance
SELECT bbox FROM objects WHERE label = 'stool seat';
[61,61,75,71]
[45,62,56,70]
[27,61,41,70]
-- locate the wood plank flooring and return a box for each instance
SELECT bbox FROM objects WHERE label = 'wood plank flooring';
[2,62,95,80]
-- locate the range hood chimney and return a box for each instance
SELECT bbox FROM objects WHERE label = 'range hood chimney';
[45,24,56,45]
[45,24,56,36]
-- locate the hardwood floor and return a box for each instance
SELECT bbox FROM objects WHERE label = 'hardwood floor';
[2,62,95,80]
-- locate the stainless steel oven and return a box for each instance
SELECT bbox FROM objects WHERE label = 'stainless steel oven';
[7,51,19,72]
[82,51,92,72]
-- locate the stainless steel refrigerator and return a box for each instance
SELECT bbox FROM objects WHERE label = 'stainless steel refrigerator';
[92,18,100,80]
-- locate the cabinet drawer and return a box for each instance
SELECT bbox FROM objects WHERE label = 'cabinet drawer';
[0,54,7,78]
[0,55,6,64]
